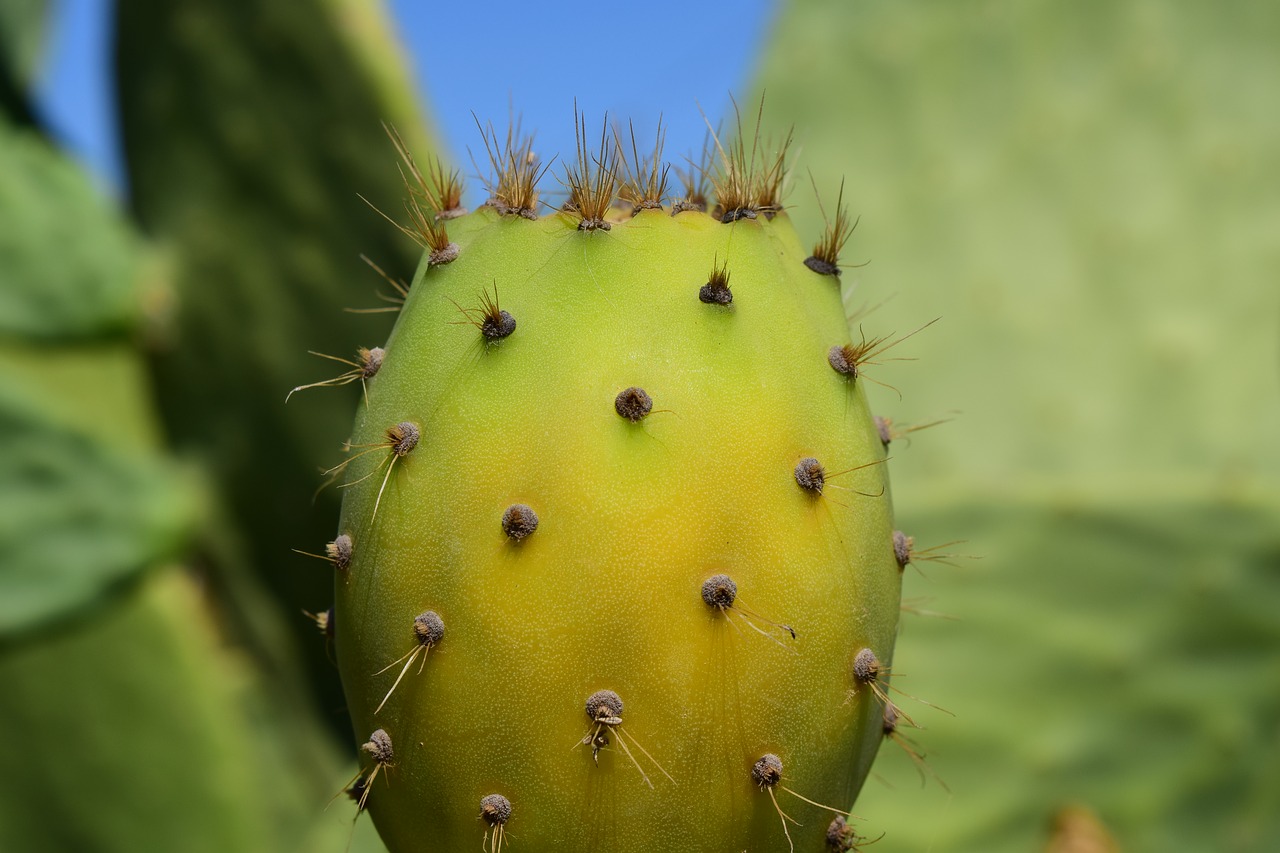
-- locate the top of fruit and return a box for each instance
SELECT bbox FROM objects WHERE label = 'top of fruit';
[374,98,860,280]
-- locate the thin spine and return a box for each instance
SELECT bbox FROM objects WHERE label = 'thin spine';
[561,102,618,231]
[385,122,466,217]
[324,422,419,523]
[769,787,798,853]
[285,348,383,405]
[615,116,670,213]
[363,125,459,263]
[829,318,941,400]
[805,173,860,276]
[577,691,671,788]
[702,95,758,221]
[895,531,974,575]
[699,255,733,305]
[851,648,953,726]
[754,754,860,853]
[672,127,715,214]
[754,125,795,218]
[374,611,444,713]
[875,413,955,448]
[331,729,394,818]
[344,254,410,315]
[448,282,516,342]
[471,112,549,218]
[883,703,950,792]
[702,574,796,650]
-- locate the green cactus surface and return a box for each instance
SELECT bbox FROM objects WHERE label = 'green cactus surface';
[323,125,921,851]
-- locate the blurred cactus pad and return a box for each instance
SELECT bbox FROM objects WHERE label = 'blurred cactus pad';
[750,0,1280,850]
[1,0,1278,851]
[114,0,436,722]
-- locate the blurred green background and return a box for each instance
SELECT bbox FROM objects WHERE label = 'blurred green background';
[2,0,1277,851]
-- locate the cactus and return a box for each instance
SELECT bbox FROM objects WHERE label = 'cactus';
[314,109,930,852]
[9,0,1280,848]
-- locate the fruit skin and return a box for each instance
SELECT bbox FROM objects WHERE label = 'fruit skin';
[334,205,902,851]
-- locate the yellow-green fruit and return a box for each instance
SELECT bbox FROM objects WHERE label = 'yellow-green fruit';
[332,199,903,851]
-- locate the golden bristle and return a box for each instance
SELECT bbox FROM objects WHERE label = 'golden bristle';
[707,106,755,221]
[672,129,715,214]
[384,122,466,218]
[616,117,671,214]
[364,124,456,260]
[754,126,795,219]
[705,95,776,222]
[562,102,619,231]
[805,176,859,276]
[423,155,466,219]
[473,114,548,219]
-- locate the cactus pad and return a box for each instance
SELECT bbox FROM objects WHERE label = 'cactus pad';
[324,119,918,852]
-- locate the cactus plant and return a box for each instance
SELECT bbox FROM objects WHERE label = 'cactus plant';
[113,0,441,728]
[751,1,1280,848]
[311,109,934,852]
[10,0,1280,848]
[0,109,377,852]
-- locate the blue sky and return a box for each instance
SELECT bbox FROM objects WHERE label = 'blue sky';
[33,0,776,199]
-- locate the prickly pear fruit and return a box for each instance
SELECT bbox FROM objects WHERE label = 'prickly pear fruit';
[322,115,917,852]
